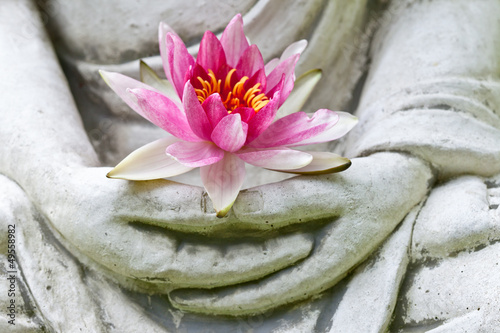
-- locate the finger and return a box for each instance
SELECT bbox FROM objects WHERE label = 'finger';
[167,153,432,315]
[231,152,430,227]
[120,152,428,233]
[329,205,418,332]
[51,168,314,288]
[413,175,499,259]
[106,224,315,289]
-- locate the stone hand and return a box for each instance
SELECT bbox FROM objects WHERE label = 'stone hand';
[35,166,315,290]
[165,152,433,315]
[0,2,315,292]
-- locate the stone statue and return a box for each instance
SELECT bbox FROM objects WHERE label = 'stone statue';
[1,0,499,332]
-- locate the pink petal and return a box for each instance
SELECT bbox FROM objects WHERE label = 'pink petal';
[166,141,224,167]
[200,153,245,217]
[139,60,182,112]
[236,44,264,78]
[288,111,358,147]
[159,21,178,39]
[202,93,228,128]
[128,88,201,142]
[236,147,313,170]
[220,14,250,68]
[265,54,299,105]
[249,109,351,148]
[159,26,195,98]
[264,40,307,76]
[197,31,226,73]
[274,69,322,121]
[244,68,267,94]
[232,107,255,123]
[106,137,193,180]
[211,114,248,152]
[183,81,214,141]
[245,86,283,144]
[99,70,161,115]
[275,152,352,175]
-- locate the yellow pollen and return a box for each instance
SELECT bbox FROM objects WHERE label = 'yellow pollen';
[194,68,269,113]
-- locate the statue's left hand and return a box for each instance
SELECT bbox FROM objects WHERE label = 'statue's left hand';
[165,152,433,315]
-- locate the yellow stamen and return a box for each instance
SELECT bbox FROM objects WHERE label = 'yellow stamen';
[194,68,269,113]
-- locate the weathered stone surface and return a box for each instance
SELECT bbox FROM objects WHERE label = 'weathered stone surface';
[394,242,500,332]
[1,0,500,331]
[327,205,419,333]
[413,176,500,260]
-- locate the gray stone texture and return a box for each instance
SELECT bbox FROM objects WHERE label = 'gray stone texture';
[1,0,499,331]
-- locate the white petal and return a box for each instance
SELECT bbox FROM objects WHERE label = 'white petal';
[236,147,313,170]
[139,60,182,108]
[264,58,280,76]
[275,152,352,175]
[107,137,193,180]
[200,153,245,217]
[280,39,308,61]
[274,69,322,121]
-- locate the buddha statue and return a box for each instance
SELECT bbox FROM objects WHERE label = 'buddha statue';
[1,0,499,331]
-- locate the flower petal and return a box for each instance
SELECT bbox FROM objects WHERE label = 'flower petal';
[200,153,245,217]
[183,81,213,140]
[99,70,161,116]
[166,141,224,167]
[158,21,178,38]
[274,69,322,121]
[249,109,357,148]
[264,40,307,76]
[270,152,352,175]
[265,54,299,105]
[264,58,280,76]
[197,31,226,73]
[128,88,201,142]
[236,147,313,170]
[202,93,228,128]
[159,26,195,98]
[232,107,255,123]
[211,114,248,152]
[220,14,250,68]
[279,40,308,62]
[245,86,283,144]
[244,68,267,95]
[106,137,193,180]
[139,60,181,108]
[236,44,264,78]
[290,111,358,146]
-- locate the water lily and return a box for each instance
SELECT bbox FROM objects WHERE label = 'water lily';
[100,14,358,217]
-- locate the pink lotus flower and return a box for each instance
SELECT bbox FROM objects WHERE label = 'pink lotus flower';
[100,14,357,217]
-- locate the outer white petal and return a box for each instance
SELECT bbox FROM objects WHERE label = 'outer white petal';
[273,152,352,175]
[264,58,280,76]
[200,153,246,217]
[236,147,313,170]
[264,40,308,76]
[139,60,182,108]
[106,137,193,180]
[280,39,308,61]
[274,69,322,121]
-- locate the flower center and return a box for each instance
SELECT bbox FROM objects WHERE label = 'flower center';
[194,69,269,113]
